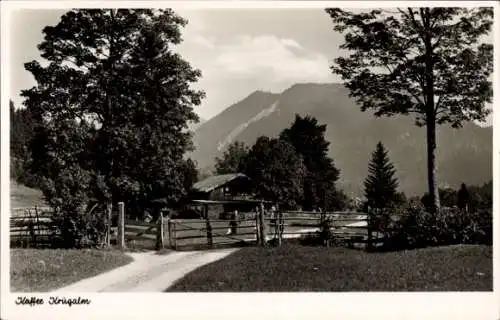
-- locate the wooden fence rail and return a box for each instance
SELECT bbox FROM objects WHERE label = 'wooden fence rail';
[10,207,373,250]
[165,210,372,250]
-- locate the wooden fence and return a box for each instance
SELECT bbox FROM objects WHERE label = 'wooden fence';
[165,211,376,250]
[9,205,379,251]
[10,207,58,248]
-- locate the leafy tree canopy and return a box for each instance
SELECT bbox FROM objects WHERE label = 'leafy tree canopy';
[326,7,493,213]
[244,136,305,209]
[22,9,204,213]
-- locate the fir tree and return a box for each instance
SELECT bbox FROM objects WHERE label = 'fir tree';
[280,114,340,211]
[364,142,399,210]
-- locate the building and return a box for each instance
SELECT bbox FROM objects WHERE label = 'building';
[190,173,253,201]
[189,173,256,218]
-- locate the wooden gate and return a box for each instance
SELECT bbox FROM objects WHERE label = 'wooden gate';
[167,216,258,250]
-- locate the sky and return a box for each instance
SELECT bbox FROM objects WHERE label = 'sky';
[10,8,343,121]
[9,8,493,125]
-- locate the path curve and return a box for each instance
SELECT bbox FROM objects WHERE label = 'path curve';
[53,248,239,292]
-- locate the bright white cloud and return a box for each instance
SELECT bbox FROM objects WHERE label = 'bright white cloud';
[175,32,336,119]
[162,10,341,119]
[213,35,332,83]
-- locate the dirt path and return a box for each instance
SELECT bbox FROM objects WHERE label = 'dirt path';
[53,248,239,292]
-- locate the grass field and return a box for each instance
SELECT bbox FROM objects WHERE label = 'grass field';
[10,180,46,209]
[11,249,133,292]
[166,244,492,291]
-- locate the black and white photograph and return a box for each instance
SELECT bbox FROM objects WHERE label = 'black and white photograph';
[1,1,498,319]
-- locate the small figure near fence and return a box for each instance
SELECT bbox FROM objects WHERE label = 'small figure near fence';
[227,210,239,235]
[269,206,277,238]
[144,212,153,223]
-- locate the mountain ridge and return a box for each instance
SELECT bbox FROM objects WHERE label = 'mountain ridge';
[191,83,492,197]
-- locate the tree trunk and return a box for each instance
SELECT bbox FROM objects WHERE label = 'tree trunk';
[422,8,441,214]
[426,118,441,213]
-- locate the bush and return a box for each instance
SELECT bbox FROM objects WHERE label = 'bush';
[298,216,338,247]
[50,204,108,249]
[386,204,492,250]
[298,232,324,246]
[319,215,335,245]
[171,207,203,219]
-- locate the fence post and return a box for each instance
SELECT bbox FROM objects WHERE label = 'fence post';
[277,211,283,247]
[173,221,177,250]
[205,204,213,248]
[255,209,260,244]
[106,202,112,247]
[156,211,164,250]
[33,206,40,248]
[367,211,373,252]
[259,202,266,247]
[166,216,172,249]
[117,202,126,250]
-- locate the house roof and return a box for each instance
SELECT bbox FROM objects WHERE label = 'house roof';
[191,199,273,205]
[191,173,250,193]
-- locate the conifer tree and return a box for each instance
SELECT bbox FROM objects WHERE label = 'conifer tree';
[364,142,399,210]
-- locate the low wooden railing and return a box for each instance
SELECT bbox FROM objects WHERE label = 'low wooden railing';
[165,211,373,250]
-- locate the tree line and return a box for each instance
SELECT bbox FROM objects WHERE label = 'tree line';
[9,8,493,247]
[215,114,345,211]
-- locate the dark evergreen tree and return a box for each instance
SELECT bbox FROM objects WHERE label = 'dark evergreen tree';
[326,8,493,213]
[10,100,38,185]
[280,114,340,211]
[364,142,399,210]
[10,100,33,161]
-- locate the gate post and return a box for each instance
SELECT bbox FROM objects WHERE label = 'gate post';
[106,202,112,247]
[156,210,164,250]
[166,216,172,249]
[367,210,373,252]
[205,204,213,248]
[173,220,177,250]
[258,202,266,247]
[117,202,126,250]
[277,209,283,247]
[255,208,260,244]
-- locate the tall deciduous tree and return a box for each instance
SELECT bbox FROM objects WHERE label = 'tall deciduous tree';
[364,142,399,210]
[214,141,249,174]
[22,9,204,213]
[280,114,340,211]
[244,136,305,209]
[326,8,493,213]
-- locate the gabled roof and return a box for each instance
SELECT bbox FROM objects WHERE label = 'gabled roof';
[191,173,250,193]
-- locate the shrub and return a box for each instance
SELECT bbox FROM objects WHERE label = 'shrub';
[50,203,108,249]
[386,204,492,250]
[319,215,335,246]
[298,232,324,246]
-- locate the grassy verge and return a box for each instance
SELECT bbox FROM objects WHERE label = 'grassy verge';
[10,180,46,209]
[167,244,492,291]
[11,248,133,292]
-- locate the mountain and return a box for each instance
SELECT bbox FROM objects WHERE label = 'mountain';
[191,83,492,197]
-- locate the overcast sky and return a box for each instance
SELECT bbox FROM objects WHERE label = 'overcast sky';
[10,9,344,121]
[9,8,493,125]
